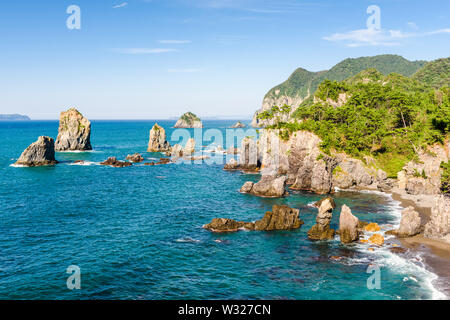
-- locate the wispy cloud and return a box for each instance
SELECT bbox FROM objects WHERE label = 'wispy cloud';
[158,40,192,44]
[113,2,128,9]
[114,48,178,54]
[407,22,419,30]
[168,68,201,73]
[324,28,450,47]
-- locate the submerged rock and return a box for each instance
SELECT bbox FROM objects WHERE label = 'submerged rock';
[339,205,359,243]
[148,123,171,152]
[240,175,289,198]
[308,198,335,240]
[254,205,304,231]
[174,112,203,128]
[424,195,450,241]
[126,153,144,163]
[100,157,132,167]
[55,108,92,151]
[15,136,58,167]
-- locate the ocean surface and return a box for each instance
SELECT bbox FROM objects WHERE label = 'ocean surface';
[0,120,445,300]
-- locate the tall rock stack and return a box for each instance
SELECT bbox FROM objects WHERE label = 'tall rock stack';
[148,123,171,152]
[55,108,92,151]
[339,205,359,243]
[15,136,58,166]
[308,197,336,240]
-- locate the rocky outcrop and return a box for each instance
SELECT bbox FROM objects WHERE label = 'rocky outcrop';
[368,234,384,246]
[307,198,335,240]
[184,138,196,155]
[15,136,58,166]
[223,137,259,172]
[148,124,171,152]
[314,197,336,209]
[203,205,303,233]
[398,143,449,195]
[170,144,184,158]
[339,205,359,243]
[364,223,381,232]
[100,157,132,167]
[240,175,288,198]
[174,112,203,128]
[126,153,144,163]
[332,155,375,189]
[394,207,422,238]
[55,108,92,151]
[254,205,304,231]
[230,121,246,128]
[424,195,450,241]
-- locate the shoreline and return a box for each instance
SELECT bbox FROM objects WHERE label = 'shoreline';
[389,189,450,298]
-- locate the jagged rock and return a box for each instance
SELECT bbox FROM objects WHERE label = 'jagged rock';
[148,124,171,152]
[224,158,239,170]
[170,144,183,158]
[15,136,58,166]
[368,234,384,246]
[254,205,304,231]
[291,154,337,194]
[395,207,422,238]
[223,137,259,172]
[377,179,396,192]
[126,153,144,163]
[100,157,132,167]
[156,158,171,165]
[364,223,381,232]
[339,205,359,243]
[203,218,245,232]
[424,195,450,241]
[184,138,196,155]
[308,198,335,240]
[332,157,374,189]
[174,112,203,128]
[55,108,92,151]
[314,197,336,209]
[230,121,246,128]
[241,175,289,198]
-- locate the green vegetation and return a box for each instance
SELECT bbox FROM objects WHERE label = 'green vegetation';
[257,105,291,121]
[413,58,450,89]
[441,161,450,194]
[180,112,201,125]
[264,55,426,102]
[267,60,449,178]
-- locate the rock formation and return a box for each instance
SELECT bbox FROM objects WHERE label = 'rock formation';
[393,207,422,238]
[364,223,381,232]
[307,198,335,240]
[55,108,92,151]
[184,138,196,155]
[203,205,303,232]
[424,195,450,241]
[15,136,58,166]
[170,144,184,158]
[223,137,259,172]
[100,157,132,167]
[368,234,384,246]
[314,197,336,209]
[148,124,171,152]
[230,121,246,128]
[339,205,359,243]
[174,112,203,128]
[126,153,144,163]
[240,175,289,198]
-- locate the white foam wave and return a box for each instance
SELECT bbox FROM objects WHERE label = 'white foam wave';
[9,164,25,168]
[68,161,97,166]
[175,237,201,243]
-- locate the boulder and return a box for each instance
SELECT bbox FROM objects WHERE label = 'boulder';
[424,195,450,241]
[364,223,381,232]
[15,136,58,166]
[170,144,184,158]
[395,206,421,238]
[308,198,335,240]
[377,179,396,192]
[241,175,289,198]
[100,157,132,167]
[184,138,196,155]
[174,112,203,128]
[156,158,171,165]
[368,234,384,246]
[254,205,304,231]
[339,205,359,243]
[148,124,171,152]
[55,108,92,151]
[126,153,144,163]
[314,197,336,209]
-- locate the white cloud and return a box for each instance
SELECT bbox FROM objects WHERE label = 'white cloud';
[324,27,450,47]
[158,40,192,44]
[407,22,418,30]
[114,48,178,54]
[113,2,128,9]
[168,68,201,73]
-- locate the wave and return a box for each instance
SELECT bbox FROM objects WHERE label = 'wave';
[175,237,201,243]
[68,161,98,166]
[9,164,25,168]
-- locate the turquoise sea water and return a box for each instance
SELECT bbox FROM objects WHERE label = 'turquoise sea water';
[0,120,445,300]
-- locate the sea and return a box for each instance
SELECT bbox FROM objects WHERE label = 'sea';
[0,120,446,300]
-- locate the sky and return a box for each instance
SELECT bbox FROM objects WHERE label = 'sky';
[0,0,449,119]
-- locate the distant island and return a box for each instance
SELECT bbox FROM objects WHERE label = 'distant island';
[0,114,31,121]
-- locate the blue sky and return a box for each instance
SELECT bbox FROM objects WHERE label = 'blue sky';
[0,0,449,119]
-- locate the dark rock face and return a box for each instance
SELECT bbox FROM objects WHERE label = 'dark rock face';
[203,205,303,233]
[55,108,92,151]
[15,136,58,167]
[339,205,359,243]
[100,157,132,167]
[126,153,144,163]
[254,205,304,231]
[308,198,335,240]
[240,175,289,198]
